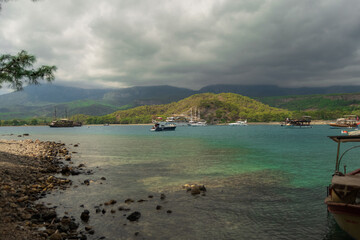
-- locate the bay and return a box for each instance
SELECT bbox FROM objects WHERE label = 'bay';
[0,125,356,239]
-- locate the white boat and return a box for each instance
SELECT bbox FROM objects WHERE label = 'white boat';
[228,120,247,126]
[189,121,207,127]
[188,107,207,126]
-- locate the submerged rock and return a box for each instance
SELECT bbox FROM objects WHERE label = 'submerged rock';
[127,211,141,221]
[80,210,90,222]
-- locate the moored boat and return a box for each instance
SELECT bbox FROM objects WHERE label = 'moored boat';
[282,116,312,128]
[150,122,176,131]
[330,115,359,128]
[228,120,247,126]
[325,135,360,239]
[49,119,74,128]
[49,119,82,127]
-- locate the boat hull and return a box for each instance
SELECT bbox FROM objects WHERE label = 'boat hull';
[329,123,358,128]
[151,126,176,131]
[326,198,360,239]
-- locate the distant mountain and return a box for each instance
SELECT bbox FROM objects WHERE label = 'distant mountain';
[0,84,109,107]
[2,83,360,120]
[199,84,360,97]
[103,85,196,106]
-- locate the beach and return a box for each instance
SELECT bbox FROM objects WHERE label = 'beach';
[0,139,82,240]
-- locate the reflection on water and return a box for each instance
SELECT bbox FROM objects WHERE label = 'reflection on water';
[0,125,355,239]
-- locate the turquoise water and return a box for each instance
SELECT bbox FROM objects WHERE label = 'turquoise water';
[1,125,357,239]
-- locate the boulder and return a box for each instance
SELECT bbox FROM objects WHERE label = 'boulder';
[127,211,141,221]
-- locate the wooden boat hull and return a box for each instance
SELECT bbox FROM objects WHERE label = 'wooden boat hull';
[326,198,360,239]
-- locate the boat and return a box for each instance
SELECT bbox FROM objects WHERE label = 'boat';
[282,116,312,128]
[150,122,176,131]
[49,119,75,128]
[189,121,207,127]
[330,115,359,128]
[325,135,360,239]
[188,107,207,127]
[49,108,82,127]
[228,120,247,126]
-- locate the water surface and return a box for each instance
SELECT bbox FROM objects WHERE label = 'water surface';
[0,125,356,239]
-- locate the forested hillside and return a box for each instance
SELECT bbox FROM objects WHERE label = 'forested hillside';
[71,93,291,124]
[258,92,360,119]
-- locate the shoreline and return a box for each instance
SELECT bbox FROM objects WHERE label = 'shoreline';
[0,120,333,127]
[0,139,84,239]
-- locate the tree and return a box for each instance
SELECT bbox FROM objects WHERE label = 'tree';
[0,50,56,90]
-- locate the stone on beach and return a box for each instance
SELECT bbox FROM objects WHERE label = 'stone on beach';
[127,211,141,221]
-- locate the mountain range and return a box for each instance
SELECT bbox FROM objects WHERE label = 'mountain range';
[1,83,360,120]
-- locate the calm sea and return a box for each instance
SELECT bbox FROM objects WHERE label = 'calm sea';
[1,125,356,239]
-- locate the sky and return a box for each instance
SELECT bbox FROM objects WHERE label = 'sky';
[1,0,360,93]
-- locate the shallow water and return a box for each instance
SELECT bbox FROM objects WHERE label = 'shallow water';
[1,125,356,239]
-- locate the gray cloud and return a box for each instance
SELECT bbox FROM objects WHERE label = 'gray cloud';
[1,0,360,90]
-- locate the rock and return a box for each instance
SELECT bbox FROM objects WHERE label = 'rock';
[124,198,134,204]
[191,186,201,195]
[49,231,63,240]
[42,209,57,221]
[167,210,172,214]
[65,156,71,161]
[85,226,93,231]
[80,210,90,222]
[199,185,207,191]
[83,180,90,185]
[118,206,130,211]
[148,195,153,198]
[127,211,141,221]
[156,205,162,210]
[137,199,147,203]
[100,177,106,180]
[104,199,117,205]
[102,209,106,214]
[17,196,29,202]
[110,209,116,213]
[160,193,166,200]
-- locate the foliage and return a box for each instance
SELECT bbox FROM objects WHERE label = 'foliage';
[73,93,292,124]
[0,50,56,90]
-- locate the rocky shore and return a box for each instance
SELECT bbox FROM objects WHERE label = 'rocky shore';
[0,139,84,240]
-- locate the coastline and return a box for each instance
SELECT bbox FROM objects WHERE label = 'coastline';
[0,139,83,240]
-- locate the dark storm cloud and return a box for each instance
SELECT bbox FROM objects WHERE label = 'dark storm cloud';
[1,0,360,89]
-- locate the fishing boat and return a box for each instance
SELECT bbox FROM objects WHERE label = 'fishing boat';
[330,115,359,128]
[325,135,360,239]
[150,122,176,131]
[228,120,247,126]
[283,116,312,128]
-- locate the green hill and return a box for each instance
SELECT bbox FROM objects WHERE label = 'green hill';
[75,93,291,124]
[258,92,360,119]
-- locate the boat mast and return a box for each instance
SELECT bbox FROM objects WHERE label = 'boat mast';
[54,107,57,120]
